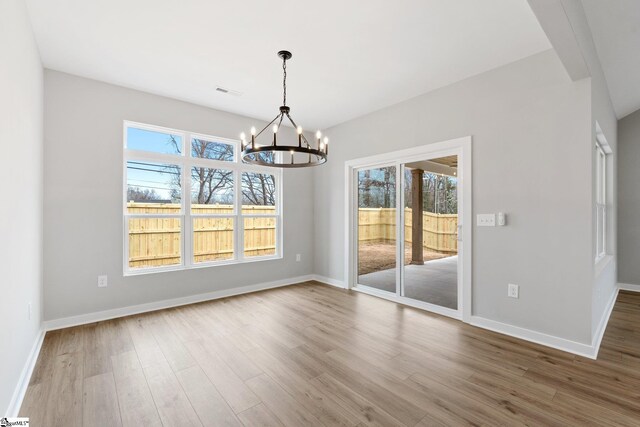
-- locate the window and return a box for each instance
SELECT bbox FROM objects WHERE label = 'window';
[124,122,282,274]
[595,143,607,262]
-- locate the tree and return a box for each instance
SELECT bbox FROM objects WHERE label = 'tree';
[421,173,457,214]
[127,187,162,202]
[191,138,235,203]
[443,176,458,214]
[163,136,278,207]
[358,167,395,208]
[404,169,413,208]
[242,172,275,206]
[383,168,392,207]
[360,170,372,207]
[167,136,235,205]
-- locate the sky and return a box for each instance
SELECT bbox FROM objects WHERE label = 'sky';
[126,128,183,200]
[127,127,183,154]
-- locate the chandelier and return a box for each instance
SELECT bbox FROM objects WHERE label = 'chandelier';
[240,50,328,168]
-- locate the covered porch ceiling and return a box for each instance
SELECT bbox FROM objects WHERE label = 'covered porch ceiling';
[406,155,458,177]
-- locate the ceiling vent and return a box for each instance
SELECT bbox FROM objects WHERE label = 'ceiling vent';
[216,86,242,96]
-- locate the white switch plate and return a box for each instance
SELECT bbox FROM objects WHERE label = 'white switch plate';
[508,283,519,298]
[477,214,496,226]
[98,275,108,288]
[296,254,301,262]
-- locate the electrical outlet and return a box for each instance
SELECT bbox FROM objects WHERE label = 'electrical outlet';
[508,283,519,299]
[296,254,301,262]
[477,214,496,227]
[98,275,108,288]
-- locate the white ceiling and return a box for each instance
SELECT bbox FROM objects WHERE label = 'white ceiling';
[582,0,640,119]
[25,0,550,129]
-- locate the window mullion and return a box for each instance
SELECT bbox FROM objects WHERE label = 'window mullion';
[236,169,244,262]
[124,217,130,275]
[602,154,606,204]
[184,158,192,268]
[277,170,283,257]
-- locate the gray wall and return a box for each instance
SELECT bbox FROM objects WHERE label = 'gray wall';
[0,0,43,415]
[526,0,619,339]
[589,68,618,335]
[618,109,640,286]
[560,0,619,335]
[43,70,314,321]
[314,49,596,344]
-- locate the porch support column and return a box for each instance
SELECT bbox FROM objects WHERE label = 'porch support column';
[411,169,424,265]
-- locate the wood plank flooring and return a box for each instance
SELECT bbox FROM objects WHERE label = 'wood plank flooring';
[20,283,640,426]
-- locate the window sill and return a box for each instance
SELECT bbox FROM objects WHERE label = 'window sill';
[123,254,283,277]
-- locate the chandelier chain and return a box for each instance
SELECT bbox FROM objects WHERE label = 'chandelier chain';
[282,57,287,106]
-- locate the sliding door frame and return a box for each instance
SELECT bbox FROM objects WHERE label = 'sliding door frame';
[344,136,472,322]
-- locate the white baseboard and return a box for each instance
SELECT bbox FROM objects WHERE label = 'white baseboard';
[591,287,619,359]
[618,282,640,292]
[471,286,618,361]
[470,316,597,359]
[5,328,45,417]
[310,274,347,289]
[44,274,314,331]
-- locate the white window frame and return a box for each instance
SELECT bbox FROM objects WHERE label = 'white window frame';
[123,121,283,276]
[595,142,607,263]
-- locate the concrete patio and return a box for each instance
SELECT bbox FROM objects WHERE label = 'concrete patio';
[357,255,458,309]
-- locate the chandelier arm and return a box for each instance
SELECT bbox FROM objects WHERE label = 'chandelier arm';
[285,113,311,148]
[276,113,284,130]
[255,113,283,138]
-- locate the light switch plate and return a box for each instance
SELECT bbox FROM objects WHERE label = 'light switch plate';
[477,214,496,227]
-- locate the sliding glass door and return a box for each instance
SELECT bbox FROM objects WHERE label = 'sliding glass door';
[354,154,461,315]
[356,165,397,293]
[401,157,459,310]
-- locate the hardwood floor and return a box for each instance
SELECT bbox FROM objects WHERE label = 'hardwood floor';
[20,283,640,426]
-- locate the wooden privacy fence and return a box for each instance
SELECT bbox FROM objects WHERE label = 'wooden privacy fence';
[358,208,458,254]
[127,203,276,269]
[127,204,454,269]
